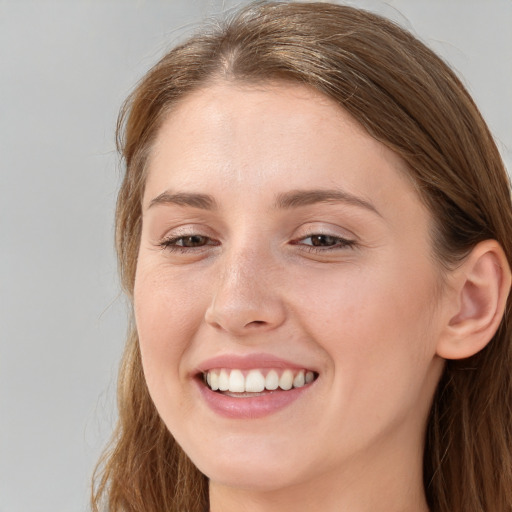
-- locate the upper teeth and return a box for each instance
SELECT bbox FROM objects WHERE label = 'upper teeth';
[205,368,315,393]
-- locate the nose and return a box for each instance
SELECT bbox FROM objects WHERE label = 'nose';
[204,247,287,336]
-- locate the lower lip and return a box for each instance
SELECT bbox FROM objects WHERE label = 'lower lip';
[196,379,314,419]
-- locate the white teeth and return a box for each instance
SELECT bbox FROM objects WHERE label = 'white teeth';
[279,369,294,390]
[218,369,229,391]
[229,369,245,392]
[265,370,279,390]
[293,370,305,388]
[204,368,316,393]
[210,371,219,391]
[245,369,265,392]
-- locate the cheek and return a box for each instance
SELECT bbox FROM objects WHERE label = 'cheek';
[295,257,441,406]
[301,266,441,464]
[297,258,437,340]
[133,265,208,391]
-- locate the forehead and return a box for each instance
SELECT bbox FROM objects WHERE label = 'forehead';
[144,81,420,218]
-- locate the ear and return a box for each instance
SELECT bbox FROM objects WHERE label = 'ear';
[436,240,511,360]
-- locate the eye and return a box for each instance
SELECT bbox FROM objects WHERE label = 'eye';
[158,234,219,252]
[173,235,209,247]
[292,233,356,253]
[304,234,342,247]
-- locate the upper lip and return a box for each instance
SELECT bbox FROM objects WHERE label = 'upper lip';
[195,353,316,374]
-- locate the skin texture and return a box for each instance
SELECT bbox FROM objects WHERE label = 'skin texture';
[134,82,451,512]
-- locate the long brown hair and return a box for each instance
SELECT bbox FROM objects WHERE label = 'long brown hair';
[92,2,512,511]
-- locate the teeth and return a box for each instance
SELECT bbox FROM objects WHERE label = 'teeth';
[218,369,229,391]
[265,370,279,390]
[210,371,219,391]
[204,368,316,393]
[245,370,265,392]
[293,370,305,388]
[279,369,293,390]
[229,370,245,392]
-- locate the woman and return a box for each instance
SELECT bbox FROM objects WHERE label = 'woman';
[92,2,512,511]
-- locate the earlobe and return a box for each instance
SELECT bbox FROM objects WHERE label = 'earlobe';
[436,240,511,360]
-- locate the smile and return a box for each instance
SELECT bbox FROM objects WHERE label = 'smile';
[195,354,319,418]
[203,368,317,394]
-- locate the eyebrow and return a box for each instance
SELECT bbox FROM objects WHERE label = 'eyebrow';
[147,188,380,216]
[148,191,218,210]
[273,189,381,216]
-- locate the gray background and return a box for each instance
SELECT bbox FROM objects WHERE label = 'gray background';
[1,1,510,511]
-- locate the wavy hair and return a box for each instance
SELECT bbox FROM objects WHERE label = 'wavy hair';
[92,2,512,511]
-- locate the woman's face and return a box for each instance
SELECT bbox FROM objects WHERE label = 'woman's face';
[135,82,446,493]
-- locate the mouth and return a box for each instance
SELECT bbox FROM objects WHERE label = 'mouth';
[195,354,320,418]
[201,368,318,396]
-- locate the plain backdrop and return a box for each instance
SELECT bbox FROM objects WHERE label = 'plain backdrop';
[0,1,510,511]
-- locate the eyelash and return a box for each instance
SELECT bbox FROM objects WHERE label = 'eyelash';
[158,234,219,253]
[157,233,356,254]
[292,234,357,253]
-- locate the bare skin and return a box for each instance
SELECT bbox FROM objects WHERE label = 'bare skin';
[135,81,454,512]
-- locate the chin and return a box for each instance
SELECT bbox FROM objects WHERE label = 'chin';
[204,459,304,492]
[185,433,309,491]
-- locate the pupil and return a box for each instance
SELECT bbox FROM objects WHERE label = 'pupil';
[311,235,336,246]
[184,235,205,247]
